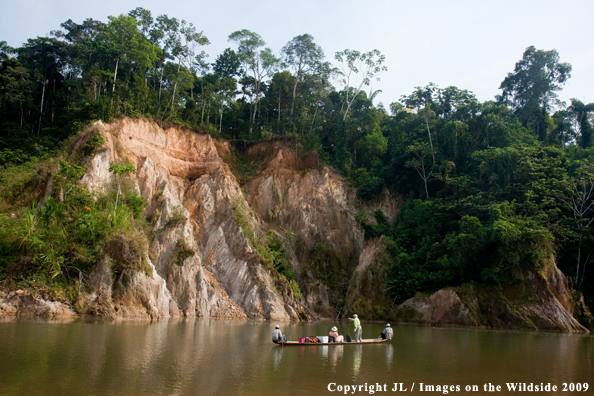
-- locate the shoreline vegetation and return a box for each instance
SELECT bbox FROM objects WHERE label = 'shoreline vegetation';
[1,8,593,331]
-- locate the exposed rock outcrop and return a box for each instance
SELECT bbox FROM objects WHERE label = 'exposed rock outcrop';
[391,289,479,327]
[245,143,363,268]
[389,257,590,333]
[77,118,305,320]
[0,292,78,319]
[343,237,393,319]
[243,142,366,318]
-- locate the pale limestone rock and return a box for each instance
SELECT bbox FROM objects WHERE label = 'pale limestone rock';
[77,118,295,320]
[245,144,369,318]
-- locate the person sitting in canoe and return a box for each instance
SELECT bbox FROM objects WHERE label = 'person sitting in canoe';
[272,325,286,343]
[381,323,393,340]
[348,314,362,342]
[329,326,344,343]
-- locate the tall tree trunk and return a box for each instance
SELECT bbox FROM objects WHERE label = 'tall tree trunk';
[201,98,206,126]
[159,85,175,120]
[158,67,164,104]
[342,87,352,121]
[114,184,121,215]
[167,61,182,118]
[579,248,593,288]
[425,115,436,164]
[170,81,178,116]
[576,234,582,285]
[37,77,46,136]
[110,59,119,107]
[309,104,319,138]
[290,77,299,119]
[250,74,261,134]
[343,102,351,121]
[423,173,430,199]
[248,103,253,135]
[50,79,55,122]
[112,58,119,92]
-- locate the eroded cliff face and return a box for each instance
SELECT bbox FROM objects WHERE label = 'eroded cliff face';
[245,143,361,265]
[2,118,589,332]
[76,118,306,320]
[343,237,393,318]
[389,256,591,333]
[242,142,365,317]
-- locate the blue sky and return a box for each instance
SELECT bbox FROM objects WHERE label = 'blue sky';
[2,0,593,108]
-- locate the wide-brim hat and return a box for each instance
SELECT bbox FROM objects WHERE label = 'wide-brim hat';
[352,314,358,318]
[331,326,337,331]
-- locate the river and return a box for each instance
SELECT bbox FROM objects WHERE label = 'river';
[0,319,592,395]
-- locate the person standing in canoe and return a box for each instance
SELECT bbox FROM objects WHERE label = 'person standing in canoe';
[272,325,286,343]
[348,314,362,342]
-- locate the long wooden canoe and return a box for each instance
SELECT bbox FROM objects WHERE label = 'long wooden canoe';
[275,338,390,346]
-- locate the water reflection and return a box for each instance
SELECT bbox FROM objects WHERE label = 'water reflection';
[352,345,362,378]
[0,320,591,396]
[328,345,343,370]
[272,346,283,370]
[384,343,394,371]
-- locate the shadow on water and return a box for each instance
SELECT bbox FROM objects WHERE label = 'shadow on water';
[0,318,592,395]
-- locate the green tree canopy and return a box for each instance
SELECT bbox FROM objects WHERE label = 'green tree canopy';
[498,46,572,141]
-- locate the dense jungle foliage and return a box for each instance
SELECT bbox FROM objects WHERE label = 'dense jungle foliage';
[1,8,593,309]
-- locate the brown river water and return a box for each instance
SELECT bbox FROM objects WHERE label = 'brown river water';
[0,319,592,395]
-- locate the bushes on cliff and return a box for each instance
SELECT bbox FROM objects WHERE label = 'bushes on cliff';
[106,233,151,276]
[266,230,294,281]
[0,155,149,299]
[172,238,195,266]
[305,241,349,311]
[232,199,269,263]
[231,200,300,294]
[368,199,555,303]
[82,135,105,157]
